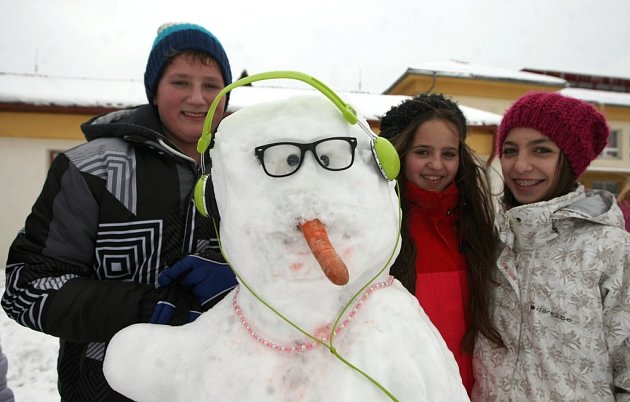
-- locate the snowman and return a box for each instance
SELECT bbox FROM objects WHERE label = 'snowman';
[103,73,469,402]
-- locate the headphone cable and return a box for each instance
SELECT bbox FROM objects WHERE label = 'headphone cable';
[209,182,402,402]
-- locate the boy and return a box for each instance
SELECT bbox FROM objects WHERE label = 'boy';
[2,23,237,401]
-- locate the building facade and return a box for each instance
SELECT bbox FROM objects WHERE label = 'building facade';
[384,60,630,193]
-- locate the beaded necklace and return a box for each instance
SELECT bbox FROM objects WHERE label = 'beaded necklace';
[232,276,394,353]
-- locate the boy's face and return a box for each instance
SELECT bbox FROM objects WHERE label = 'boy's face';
[153,53,226,159]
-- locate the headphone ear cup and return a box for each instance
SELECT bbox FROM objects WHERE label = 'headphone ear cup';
[194,175,210,217]
[194,174,220,221]
[372,137,401,181]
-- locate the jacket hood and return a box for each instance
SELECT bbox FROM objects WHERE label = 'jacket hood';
[79,104,202,164]
[81,104,165,142]
[559,187,624,227]
[498,186,625,252]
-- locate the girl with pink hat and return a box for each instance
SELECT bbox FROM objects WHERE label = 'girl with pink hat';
[473,91,630,401]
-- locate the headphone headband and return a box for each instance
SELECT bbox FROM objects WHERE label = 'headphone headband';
[195,70,399,183]
[197,71,359,154]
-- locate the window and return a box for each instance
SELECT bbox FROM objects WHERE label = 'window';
[591,181,619,194]
[601,129,620,159]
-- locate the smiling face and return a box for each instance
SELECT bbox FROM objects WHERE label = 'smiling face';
[403,119,460,191]
[500,127,563,205]
[153,53,226,161]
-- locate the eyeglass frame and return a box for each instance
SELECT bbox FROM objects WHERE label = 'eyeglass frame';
[254,136,358,178]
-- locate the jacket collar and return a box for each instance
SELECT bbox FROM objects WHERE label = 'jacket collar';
[80,104,201,164]
[406,181,459,218]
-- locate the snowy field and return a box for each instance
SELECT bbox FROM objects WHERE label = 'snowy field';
[0,274,59,401]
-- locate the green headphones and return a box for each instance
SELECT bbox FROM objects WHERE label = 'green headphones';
[194,71,400,218]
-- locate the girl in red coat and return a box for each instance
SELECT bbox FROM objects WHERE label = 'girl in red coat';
[380,94,502,395]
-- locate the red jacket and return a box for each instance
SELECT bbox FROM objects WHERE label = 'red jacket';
[406,182,473,394]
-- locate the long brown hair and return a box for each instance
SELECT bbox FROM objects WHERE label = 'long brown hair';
[380,94,503,350]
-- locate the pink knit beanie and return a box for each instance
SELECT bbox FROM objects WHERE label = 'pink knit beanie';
[497,91,609,178]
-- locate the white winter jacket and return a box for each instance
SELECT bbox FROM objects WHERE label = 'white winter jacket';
[473,186,630,402]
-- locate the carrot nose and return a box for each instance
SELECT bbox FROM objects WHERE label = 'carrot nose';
[299,219,349,286]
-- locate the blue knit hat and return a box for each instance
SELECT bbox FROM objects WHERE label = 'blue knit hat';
[144,23,232,106]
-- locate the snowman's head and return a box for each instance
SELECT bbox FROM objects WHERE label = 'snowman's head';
[196,72,400,298]
[210,93,400,296]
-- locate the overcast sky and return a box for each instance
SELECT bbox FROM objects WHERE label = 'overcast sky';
[1,0,629,94]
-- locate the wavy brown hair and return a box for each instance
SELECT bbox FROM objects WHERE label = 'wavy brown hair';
[380,93,503,350]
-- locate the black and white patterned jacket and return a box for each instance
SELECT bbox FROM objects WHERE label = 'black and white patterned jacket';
[2,104,219,401]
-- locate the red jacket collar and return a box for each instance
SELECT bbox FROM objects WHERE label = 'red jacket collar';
[406,181,459,217]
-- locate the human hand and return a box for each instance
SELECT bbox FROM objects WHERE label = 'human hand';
[158,254,237,308]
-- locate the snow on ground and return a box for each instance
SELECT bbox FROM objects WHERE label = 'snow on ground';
[0,273,59,401]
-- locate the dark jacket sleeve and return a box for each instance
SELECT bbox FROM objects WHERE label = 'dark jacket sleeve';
[43,277,188,342]
[1,154,192,343]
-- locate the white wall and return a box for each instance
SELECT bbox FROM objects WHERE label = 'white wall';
[0,137,83,266]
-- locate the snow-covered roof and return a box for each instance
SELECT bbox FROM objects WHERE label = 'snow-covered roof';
[560,87,630,108]
[403,60,568,86]
[0,73,146,109]
[0,73,502,126]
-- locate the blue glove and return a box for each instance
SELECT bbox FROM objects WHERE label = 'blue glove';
[150,301,201,324]
[149,286,202,325]
[150,300,176,324]
[158,254,237,308]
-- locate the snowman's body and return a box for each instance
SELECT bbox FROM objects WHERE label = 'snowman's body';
[104,95,469,402]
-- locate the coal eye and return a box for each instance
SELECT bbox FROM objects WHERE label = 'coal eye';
[319,155,330,167]
[287,154,300,167]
